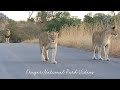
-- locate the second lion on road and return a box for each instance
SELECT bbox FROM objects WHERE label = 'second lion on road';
[92,26,117,61]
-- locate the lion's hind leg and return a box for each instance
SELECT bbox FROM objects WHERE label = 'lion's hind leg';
[92,45,97,60]
[8,38,10,43]
[5,38,7,43]
[105,44,110,61]
[98,47,103,60]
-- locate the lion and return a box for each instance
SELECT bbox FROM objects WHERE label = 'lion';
[92,26,117,61]
[39,30,60,64]
[4,29,11,43]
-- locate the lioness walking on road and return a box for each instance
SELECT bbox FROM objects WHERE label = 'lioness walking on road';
[92,26,117,61]
[39,30,60,64]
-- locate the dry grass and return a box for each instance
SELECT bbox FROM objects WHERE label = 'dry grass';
[22,38,39,43]
[58,23,96,51]
[58,23,120,58]
[22,22,120,58]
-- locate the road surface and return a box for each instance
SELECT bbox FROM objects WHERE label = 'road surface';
[0,43,120,79]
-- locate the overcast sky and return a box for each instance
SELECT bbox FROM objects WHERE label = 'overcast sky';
[0,11,119,21]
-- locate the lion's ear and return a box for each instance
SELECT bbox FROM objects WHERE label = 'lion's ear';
[112,26,115,30]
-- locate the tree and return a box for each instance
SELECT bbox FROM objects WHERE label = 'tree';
[27,18,35,23]
[43,11,81,32]
[28,11,34,19]
[34,11,55,30]
[84,15,93,24]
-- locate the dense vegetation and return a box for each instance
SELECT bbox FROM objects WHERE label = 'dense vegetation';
[0,11,119,43]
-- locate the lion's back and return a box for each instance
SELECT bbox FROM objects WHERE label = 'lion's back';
[92,31,103,46]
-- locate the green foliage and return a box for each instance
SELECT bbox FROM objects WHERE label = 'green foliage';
[42,11,81,32]
[0,18,40,43]
[84,15,94,24]
[83,12,117,28]
[0,32,5,43]
[0,11,118,43]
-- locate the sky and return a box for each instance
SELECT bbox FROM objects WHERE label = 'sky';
[0,11,119,21]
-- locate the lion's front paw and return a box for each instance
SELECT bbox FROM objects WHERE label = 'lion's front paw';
[92,57,97,60]
[52,61,57,64]
[99,58,103,60]
[107,58,110,61]
[45,58,49,61]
